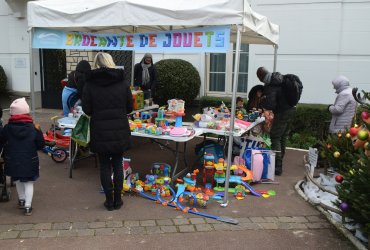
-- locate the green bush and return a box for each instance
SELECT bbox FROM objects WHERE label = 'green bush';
[154,59,201,106]
[0,65,8,94]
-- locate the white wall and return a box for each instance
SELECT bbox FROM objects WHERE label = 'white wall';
[249,0,370,104]
[0,0,42,95]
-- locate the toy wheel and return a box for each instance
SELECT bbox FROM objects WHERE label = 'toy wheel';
[52,149,68,163]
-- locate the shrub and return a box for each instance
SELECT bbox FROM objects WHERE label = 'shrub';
[0,65,8,94]
[154,59,201,106]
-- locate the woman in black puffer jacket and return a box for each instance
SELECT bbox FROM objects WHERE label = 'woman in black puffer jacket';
[82,52,133,211]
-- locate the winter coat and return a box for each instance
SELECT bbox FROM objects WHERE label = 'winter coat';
[133,60,157,92]
[329,87,357,133]
[82,68,133,154]
[0,121,45,178]
[261,72,293,114]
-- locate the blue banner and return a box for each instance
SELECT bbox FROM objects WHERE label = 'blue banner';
[32,26,230,53]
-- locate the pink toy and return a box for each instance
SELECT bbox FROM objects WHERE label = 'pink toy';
[251,150,264,182]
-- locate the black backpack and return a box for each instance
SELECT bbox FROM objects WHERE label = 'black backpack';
[282,74,303,107]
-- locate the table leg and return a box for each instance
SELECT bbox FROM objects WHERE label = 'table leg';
[171,142,180,179]
[69,140,78,178]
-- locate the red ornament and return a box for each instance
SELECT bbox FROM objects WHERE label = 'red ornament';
[335,175,343,183]
[349,127,359,137]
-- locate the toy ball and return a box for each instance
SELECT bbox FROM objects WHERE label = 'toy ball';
[335,175,343,183]
[339,202,350,212]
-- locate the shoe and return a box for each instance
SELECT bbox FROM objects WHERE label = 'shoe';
[24,207,32,216]
[114,200,123,210]
[114,191,123,210]
[104,201,114,211]
[275,168,283,176]
[18,199,25,209]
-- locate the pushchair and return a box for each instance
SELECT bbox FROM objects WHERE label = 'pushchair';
[0,150,10,202]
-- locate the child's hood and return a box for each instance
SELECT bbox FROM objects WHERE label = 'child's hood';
[5,123,35,139]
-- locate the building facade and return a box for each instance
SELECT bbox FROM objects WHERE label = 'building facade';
[1,0,369,108]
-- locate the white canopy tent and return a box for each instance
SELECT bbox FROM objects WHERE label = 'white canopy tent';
[27,0,279,205]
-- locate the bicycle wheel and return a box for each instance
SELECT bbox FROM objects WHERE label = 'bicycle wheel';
[52,149,68,163]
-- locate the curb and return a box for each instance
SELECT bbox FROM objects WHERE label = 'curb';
[295,179,368,250]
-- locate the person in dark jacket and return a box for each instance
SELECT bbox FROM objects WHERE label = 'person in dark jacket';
[257,67,296,176]
[133,53,157,99]
[62,60,91,117]
[82,52,133,211]
[246,85,264,112]
[0,98,45,215]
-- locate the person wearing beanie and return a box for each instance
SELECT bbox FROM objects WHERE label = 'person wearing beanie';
[0,98,45,216]
[62,60,91,117]
[133,53,157,99]
[328,75,357,133]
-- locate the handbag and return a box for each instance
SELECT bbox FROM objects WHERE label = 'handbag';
[71,114,90,147]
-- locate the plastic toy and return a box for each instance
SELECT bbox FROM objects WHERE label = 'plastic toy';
[203,152,215,186]
[42,141,68,163]
[137,185,238,225]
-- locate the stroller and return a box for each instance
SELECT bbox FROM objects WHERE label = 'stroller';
[0,150,10,202]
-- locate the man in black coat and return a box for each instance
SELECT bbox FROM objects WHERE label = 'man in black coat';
[257,67,296,176]
[83,52,133,211]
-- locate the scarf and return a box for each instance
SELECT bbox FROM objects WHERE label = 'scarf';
[141,63,151,86]
[9,114,34,123]
[263,72,272,84]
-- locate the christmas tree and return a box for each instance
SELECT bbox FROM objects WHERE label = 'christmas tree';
[334,89,370,234]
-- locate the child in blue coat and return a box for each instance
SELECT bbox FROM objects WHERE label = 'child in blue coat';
[0,98,45,215]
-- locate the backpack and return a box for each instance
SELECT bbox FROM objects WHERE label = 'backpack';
[282,74,303,107]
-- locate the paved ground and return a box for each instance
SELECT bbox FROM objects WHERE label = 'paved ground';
[0,109,356,249]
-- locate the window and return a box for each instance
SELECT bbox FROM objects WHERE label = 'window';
[209,53,226,92]
[208,43,249,95]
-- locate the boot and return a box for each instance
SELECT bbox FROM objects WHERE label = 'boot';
[104,191,114,211]
[114,190,123,210]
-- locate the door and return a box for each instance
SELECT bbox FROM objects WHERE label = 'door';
[40,49,67,109]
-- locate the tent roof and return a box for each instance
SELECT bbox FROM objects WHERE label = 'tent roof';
[27,0,279,45]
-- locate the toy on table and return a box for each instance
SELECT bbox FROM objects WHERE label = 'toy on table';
[167,99,187,136]
[132,88,144,110]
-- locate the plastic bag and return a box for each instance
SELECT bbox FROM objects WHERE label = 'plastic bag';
[71,114,90,147]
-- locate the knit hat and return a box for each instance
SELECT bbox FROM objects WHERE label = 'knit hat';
[144,53,152,59]
[10,98,30,115]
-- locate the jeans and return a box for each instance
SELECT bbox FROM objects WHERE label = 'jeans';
[62,86,78,117]
[98,153,123,195]
[269,107,296,170]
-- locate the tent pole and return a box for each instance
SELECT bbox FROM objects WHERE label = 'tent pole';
[273,45,278,72]
[28,27,35,116]
[222,25,242,206]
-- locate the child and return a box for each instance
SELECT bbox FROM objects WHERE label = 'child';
[0,98,45,215]
[236,97,247,119]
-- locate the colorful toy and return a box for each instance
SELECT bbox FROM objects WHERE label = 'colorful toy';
[203,152,215,186]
